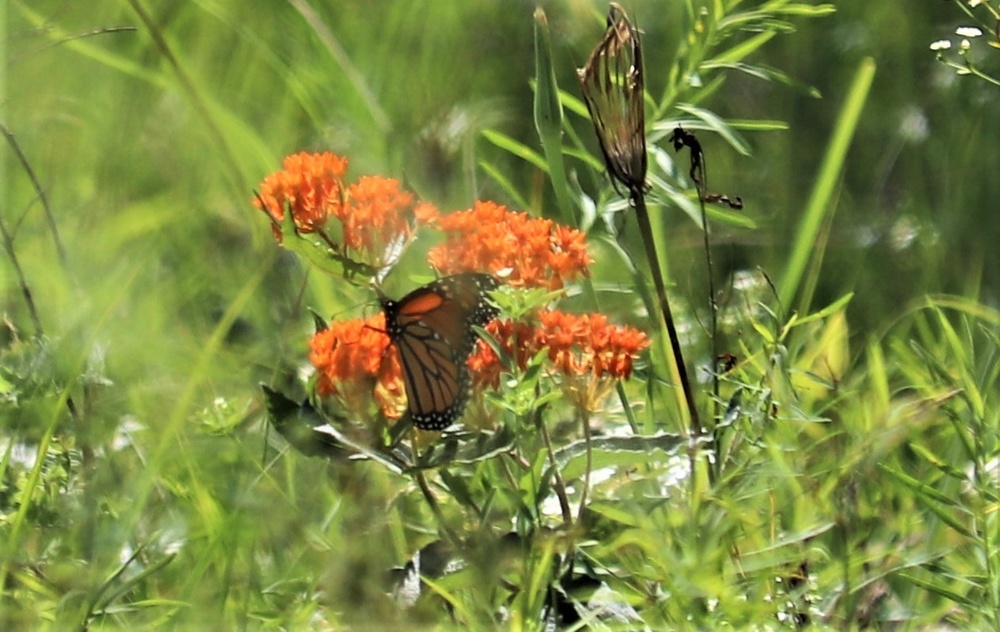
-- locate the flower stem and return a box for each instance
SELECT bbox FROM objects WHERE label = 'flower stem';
[630,186,702,437]
[415,470,460,546]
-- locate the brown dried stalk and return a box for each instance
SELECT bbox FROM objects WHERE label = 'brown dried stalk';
[578,4,702,437]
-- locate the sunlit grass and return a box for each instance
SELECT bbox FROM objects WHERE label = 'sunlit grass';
[1,1,997,629]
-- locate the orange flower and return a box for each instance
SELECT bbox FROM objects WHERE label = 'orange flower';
[255,152,348,238]
[469,310,648,396]
[336,176,438,265]
[467,318,539,390]
[309,314,405,421]
[427,201,591,290]
[254,153,436,267]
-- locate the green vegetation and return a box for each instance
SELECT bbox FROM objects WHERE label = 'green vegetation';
[1,0,997,629]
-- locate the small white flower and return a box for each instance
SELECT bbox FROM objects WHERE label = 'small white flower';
[961,38,972,51]
[969,0,983,7]
[930,39,952,51]
[956,27,983,38]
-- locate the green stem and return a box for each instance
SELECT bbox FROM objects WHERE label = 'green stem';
[415,470,460,547]
[697,193,720,484]
[539,414,573,527]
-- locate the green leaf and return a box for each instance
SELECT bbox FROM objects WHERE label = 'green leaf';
[705,205,758,229]
[878,464,958,507]
[709,31,777,65]
[409,426,516,470]
[438,470,479,511]
[724,118,790,132]
[786,292,854,328]
[482,129,548,172]
[895,572,979,609]
[278,220,376,280]
[550,433,702,481]
[585,501,643,529]
[879,464,973,537]
[769,4,837,17]
[533,9,575,226]
[909,442,969,482]
[559,88,590,120]
[701,61,821,97]
[262,385,409,472]
[780,58,876,311]
[478,159,530,211]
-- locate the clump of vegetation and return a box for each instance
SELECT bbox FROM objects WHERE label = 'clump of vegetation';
[1,1,996,629]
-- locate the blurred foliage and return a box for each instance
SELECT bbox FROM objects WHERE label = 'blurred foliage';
[1,0,998,629]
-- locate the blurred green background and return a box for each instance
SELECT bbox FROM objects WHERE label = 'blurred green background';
[1,0,997,627]
[5,1,996,345]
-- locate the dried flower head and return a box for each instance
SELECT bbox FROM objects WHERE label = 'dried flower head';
[578,3,646,193]
[428,200,591,290]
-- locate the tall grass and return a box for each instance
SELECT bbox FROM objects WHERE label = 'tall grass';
[0,1,997,629]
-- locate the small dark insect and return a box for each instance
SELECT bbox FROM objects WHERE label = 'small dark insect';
[380,273,499,431]
[717,352,738,373]
[669,126,706,195]
[703,192,744,210]
[669,126,743,209]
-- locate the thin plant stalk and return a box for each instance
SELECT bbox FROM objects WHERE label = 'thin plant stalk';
[576,411,593,524]
[578,4,702,436]
[700,194,719,425]
[669,126,723,468]
[630,189,702,437]
[539,413,573,526]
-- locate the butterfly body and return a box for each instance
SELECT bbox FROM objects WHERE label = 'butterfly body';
[380,273,499,430]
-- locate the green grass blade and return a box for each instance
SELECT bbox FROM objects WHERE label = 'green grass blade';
[533,8,574,225]
[780,57,876,311]
[482,129,548,172]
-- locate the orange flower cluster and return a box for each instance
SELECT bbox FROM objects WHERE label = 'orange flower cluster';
[259,151,646,425]
[254,152,436,265]
[428,201,592,290]
[469,310,649,391]
[340,176,437,259]
[308,314,405,421]
[255,152,347,236]
[310,306,648,423]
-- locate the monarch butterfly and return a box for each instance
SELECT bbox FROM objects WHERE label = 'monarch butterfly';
[380,273,499,430]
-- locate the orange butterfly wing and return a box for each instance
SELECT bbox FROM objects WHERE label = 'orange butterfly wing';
[382,274,498,430]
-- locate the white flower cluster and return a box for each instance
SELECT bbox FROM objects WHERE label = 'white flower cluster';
[930,26,985,53]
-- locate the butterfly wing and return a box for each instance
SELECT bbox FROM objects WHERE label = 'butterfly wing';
[382,273,498,430]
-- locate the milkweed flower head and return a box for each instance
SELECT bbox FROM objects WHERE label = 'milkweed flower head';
[428,201,592,290]
[339,176,438,265]
[308,314,406,422]
[254,152,437,268]
[255,152,348,237]
[469,310,649,413]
